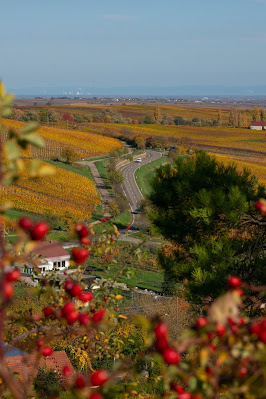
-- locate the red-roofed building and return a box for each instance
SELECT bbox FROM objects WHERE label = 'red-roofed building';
[23,240,70,275]
[249,121,266,130]
[4,350,75,391]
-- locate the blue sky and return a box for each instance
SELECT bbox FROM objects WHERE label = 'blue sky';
[1,0,266,89]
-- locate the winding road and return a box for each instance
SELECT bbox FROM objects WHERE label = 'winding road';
[120,149,162,221]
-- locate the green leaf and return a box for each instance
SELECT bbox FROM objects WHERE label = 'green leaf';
[5,141,20,161]
[2,107,12,118]
[22,133,44,148]
[3,94,15,106]
[20,122,39,134]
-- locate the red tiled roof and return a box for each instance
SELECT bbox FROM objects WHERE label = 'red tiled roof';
[250,121,266,126]
[32,241,70,259]
[4,351,75,391]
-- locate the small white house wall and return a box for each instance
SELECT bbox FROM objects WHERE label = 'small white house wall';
[250,126,263,130]
[45,256,70,272]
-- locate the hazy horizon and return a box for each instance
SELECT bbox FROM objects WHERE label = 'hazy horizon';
[1,0,266,92]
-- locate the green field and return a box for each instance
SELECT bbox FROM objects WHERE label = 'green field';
[135,156,169,196]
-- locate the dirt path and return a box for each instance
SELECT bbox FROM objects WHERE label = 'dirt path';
[78,160,112,217]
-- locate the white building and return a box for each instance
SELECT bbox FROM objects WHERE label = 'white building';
[23,240,70,275]
[249,122,266,130]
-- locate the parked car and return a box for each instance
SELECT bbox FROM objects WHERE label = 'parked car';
[136,158,142,163]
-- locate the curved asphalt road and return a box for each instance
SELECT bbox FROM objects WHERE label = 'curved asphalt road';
[120,150,162,223]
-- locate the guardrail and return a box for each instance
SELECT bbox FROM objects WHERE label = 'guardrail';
[115,152,147,170]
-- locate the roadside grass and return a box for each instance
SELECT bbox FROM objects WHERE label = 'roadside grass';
[135,156,169,196]
[94,160,114,195]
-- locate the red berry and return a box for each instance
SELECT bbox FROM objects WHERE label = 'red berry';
[162,348,180,365]
[193,395,201,399]
[254,201,263,210]
[126,226,130,230]
[36,338,45,349]
[114,307,118,311]
[206,366,213,375]
[90,369,109,386]
[62,302,75,316]
[92,309,105,323]
[79,291,93,302]
[261,204,266,215]
[75,375,86,389]
[6,269,20,282]
[78,313,90,326]
[89,393,103,399]
[65,310,79,325]
[42,346,53,357]
[250,323,261,336]
[196,317,208,328]
[62,366,71,377]
[75,224,89,238]
[216,323,226,337]
[72,247,89,264]
[154,322,168,339]
[228,276,242,289]
[260,319,266,331]
[259,330,266,344]
[171,382,184,393]
[238,367,247,377]
[179,394,192,399]
[43,307,54,317]
[30,222,49,240]
[3,282,14,300]
[104,296,108,302]
[18,217,33,231]
[155,336,169,352]
[80,236,91,245]
[230,325,239,333]
[64,280,73,292]
[70,283,83,297]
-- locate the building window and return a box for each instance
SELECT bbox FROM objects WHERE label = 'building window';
[53,262,56,268]
[62,261,65,267]
[57,261,60,267]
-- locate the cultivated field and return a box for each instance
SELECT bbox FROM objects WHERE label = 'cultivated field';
[0,160,100,222]
[3,119,123,159]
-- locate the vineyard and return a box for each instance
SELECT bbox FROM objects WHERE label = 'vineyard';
[3,119,123,159]
[0,160,100,222]
[214,154,266,185]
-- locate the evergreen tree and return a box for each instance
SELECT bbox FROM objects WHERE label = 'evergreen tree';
[149,152,266,309]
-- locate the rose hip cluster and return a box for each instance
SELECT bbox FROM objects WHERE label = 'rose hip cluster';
[3,268,21,301]
[74,369,109,397]
[154,322,180,365]
[19,217,49,241]
[43,279,106,327]
[254,198,266,215]
[71,223,92,264]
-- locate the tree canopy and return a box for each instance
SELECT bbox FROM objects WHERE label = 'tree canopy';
[149,151,266,307]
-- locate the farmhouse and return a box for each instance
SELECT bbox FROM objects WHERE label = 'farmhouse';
[23,240,70,275]
[249,121,266,130]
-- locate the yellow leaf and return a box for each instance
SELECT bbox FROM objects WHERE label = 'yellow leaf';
[217,352,228,366]
[116,294,123,300]
[30,165,56,178]
[118,315,127,319]
[0,81,6,98]
[200,348,209,367]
